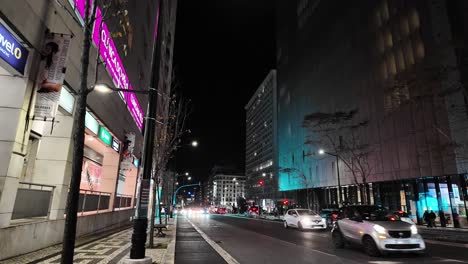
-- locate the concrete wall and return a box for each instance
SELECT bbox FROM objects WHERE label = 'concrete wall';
[0,209,133,260]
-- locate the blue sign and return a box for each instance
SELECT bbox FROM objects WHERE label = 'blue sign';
[0,23,28,74]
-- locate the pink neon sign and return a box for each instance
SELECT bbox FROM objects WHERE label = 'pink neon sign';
[72,0,144,129]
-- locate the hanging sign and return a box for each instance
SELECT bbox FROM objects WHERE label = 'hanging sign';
[98,126,112,145]
[34,33,71,119]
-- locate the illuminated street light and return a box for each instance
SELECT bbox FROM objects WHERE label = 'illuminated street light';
[188,176,192,181]
[262,173,266,177]
[185,172,189,176]
[318,149,325,155]
[191,140,198,147]
[94,83,113,93]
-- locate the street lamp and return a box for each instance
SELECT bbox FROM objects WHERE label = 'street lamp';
[188,176,192,181]
[318,149,342,205]
[191,140,198,147]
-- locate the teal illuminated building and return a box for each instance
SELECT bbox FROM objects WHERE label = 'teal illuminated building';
[275,0,468,228]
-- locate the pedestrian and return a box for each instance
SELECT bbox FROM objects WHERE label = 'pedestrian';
[429,210,436,227]
[423,210,430,227]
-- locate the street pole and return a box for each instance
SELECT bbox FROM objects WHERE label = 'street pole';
[335,155,342,205]
[129,0,163,259]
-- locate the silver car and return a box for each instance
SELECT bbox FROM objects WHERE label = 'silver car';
[332,206,425,256]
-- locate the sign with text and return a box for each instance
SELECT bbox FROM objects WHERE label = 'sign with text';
[0,22,28,74]
[34,33,71,119]
[98,126,112,146]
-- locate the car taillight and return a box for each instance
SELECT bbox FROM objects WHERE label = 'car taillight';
[389,216,396,221]
[332,213,338,219]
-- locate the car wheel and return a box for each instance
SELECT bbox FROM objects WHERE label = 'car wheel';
[363,236,381,257]
[284,221,289,229]
[332,229,345,249]
[298,221,304,231]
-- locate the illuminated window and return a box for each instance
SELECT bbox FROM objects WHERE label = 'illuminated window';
[382,0,389,21]
[386,53,397,75]
[384,29,393,49]
[396,48,406,72]
[409,9,420,32]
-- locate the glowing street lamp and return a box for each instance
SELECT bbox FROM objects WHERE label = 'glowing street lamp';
[191,140,198,147]
[318,148,341,204]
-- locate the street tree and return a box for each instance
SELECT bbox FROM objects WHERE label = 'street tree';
[148,89,190,247]
[303,110,374,205]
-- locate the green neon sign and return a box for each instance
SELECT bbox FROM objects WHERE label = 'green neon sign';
[98,126,112,146]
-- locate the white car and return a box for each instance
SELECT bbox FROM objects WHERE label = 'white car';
[332,206,425,256]
[284,209,327,230]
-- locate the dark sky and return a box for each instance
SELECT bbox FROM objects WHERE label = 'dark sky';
[172,0,276,183]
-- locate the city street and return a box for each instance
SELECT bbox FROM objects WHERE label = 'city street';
[179,214,468,264]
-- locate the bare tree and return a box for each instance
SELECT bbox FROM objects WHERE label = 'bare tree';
[303,110,374,205]
[148,90,190,247]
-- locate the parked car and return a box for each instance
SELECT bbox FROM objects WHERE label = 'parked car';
[320,208,340,227]
[393,210,415,225]
[332,205,425,256]
[216,207,227,214]
[284,209,327,230]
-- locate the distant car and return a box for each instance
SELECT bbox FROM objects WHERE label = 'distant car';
[320,208,339,227]
[284,209,327,230]
[332,205,425,256]
[393,211,415,225]
[248,206,259,215]
[216,207,227,214]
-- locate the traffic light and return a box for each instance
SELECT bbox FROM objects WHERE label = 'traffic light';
[258,180,264,186]
[283,200,289,206]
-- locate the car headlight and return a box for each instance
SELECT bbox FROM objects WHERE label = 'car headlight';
[410,225,418,235]
[373,224,387,235]
[302,218,312,225]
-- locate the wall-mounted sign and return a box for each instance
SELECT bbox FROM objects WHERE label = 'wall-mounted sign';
[70,0,144,130]
[98,126,112,146]
[85,111,99,135]
[112,138,120,152]
[0,22,29,74]
[58,86,75,114]
[34,33,71,119]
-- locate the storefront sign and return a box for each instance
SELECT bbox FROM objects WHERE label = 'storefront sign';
[80,159,102,190]
[70,0,144,130]
[98,126,112,146]
[112,138,120,152]
[0,22,28,74]
[85,111,99,134]
[34,33,71,119]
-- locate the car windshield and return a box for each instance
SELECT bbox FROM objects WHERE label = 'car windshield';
[356,206,396,221]
[296,209,316,216]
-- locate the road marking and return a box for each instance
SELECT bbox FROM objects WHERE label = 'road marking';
[187,218,240,264]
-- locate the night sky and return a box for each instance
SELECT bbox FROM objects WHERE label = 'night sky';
[173,0,276,183]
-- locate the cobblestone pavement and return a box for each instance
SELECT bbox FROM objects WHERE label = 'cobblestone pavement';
[3,218,177,264]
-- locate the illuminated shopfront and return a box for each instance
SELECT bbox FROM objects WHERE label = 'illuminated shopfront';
[316,174,468,228]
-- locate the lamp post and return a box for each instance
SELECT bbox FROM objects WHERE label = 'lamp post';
[318,149,342,205]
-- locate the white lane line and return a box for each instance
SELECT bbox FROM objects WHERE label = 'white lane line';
[186,218,240,264]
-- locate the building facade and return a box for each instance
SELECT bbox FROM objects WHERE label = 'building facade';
[276,0,468,228]
[245,70,278,210]
[0,0,175,259]
[212,174,246,207]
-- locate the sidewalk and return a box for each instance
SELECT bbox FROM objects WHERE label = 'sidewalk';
[418,225,468,244]
[2,218,177,264]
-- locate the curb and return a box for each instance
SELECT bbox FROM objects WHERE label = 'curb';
[162,217,177,264]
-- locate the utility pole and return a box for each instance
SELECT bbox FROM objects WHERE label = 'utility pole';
[129,0,164,259]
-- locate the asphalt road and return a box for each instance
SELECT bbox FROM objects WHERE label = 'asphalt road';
[185,214,468,264]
